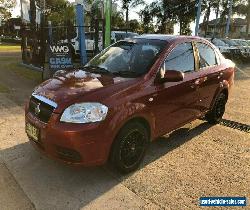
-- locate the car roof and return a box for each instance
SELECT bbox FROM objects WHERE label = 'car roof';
[134,34,205,42]
[113,31,136,34]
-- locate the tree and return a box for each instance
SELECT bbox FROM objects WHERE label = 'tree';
[112,11,126,29]
[217,0,248,37]
[139,1,176,34]
[139,0,195,35]
[42,0,75,25]
[128,19,140,32]
[201,0,220,37]
[121,0,145,27]
[174,0,196,35]
[235,0,250,38]
[0,0,16,21]
[138,5,155,33]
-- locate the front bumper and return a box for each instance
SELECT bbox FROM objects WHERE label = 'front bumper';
[25,111,113,166]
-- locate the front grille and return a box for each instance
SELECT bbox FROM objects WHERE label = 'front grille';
[29,96,55,123]
[56,146,82,162]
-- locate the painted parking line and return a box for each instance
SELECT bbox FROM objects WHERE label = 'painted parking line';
[236,66,250,78]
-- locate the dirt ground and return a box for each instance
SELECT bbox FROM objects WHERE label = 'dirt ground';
[0,50,249,210]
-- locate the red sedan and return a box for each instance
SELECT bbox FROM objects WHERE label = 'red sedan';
[25,35,235,173]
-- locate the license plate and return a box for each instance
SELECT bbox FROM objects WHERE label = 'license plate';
[26,123,39,142]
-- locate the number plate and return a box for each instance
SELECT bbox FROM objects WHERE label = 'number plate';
[26,123,39,142]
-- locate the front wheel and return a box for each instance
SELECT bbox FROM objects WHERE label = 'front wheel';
[205,92,227,124]
[110,121,149,174]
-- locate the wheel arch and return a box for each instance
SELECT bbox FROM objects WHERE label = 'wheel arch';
[122,117,151,140]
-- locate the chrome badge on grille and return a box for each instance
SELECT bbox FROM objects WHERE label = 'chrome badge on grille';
[34,103,41,115]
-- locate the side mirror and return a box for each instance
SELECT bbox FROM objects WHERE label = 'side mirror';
[160,70,184,83]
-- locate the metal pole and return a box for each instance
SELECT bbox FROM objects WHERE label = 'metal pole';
[104,0,111,48]
[195,0,202,36]
[213,3,220,37]
[76,3,87,65]
[20,0,24,20]
[225,0,232,37]
[48,21,52,44]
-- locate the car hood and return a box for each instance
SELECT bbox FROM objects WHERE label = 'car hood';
[33,69,136,110]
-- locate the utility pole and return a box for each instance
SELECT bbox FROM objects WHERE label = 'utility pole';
[225,0,233,37]
[104,0,111,48]
[75,1,87,65]
[213,1,220,37]
[195,0,202,36]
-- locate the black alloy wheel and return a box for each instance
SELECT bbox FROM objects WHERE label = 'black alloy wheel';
[206,92,227,124]
[110,121,149,173]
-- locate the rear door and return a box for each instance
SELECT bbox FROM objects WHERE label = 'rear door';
[194,42,224,112]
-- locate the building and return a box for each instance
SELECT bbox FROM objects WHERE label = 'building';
[199,18,250,39]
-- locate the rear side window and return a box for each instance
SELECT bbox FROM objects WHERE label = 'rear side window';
[164,42,195,73]
[197,43,217,68]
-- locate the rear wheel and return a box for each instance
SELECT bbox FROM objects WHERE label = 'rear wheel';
[205,92,227,124]
[110,121,149,174]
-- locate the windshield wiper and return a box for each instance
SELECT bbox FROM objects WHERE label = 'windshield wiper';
[112,71,140,77]
[84,65,111,74]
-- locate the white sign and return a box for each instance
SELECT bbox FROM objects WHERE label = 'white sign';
[21,0,30,22]
[50,45,70,53]
[20,0,41,24]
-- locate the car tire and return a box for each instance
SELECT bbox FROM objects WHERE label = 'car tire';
[110,121,149,174]
[205,92,227,124]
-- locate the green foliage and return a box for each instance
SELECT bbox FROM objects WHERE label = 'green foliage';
[0,0,16,20]
[121,0,145,25]
[112,11,126,29]
[173,0,196,35]
[139,0,195,34]
[44,0,75,25]
[128,19,140,32]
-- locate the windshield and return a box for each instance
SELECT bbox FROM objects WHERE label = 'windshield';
[85,40,166,77]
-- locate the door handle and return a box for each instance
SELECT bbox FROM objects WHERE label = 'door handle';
[194,79,200,85]
[191,79,200,89]
[218,72,224,79]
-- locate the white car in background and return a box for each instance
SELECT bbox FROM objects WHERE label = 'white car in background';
[207,38,231,58]
[63,31,138,58]
[232,39,250,58]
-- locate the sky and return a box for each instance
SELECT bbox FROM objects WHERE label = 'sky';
[12,0,217,35]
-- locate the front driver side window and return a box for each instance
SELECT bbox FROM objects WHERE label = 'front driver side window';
[164,42,195,73]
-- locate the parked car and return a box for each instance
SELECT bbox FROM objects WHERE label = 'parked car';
[221,38,244,60]
[232,39,250,59]
[207,38,231,58]
[111,31,138,43]
[60,31,103,58]
[25,35,235,173]
[61,31,138,58]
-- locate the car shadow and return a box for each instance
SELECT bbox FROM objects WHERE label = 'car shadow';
[145,121,212,165]
[106,121,213,179]
[0,121,213,209]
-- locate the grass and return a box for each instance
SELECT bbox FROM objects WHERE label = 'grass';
[0,83,9,93]
[0,56,42,83]
[7,63,42,82]
[0,45,21,52]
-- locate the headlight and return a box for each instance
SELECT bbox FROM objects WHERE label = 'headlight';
[60,103,108,123]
